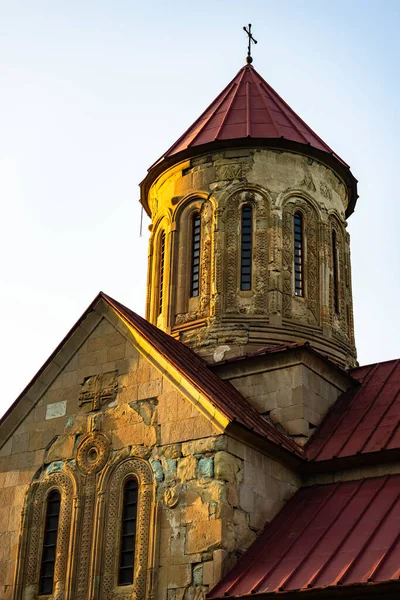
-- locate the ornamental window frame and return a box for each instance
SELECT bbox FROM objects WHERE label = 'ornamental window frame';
[14,470,76,600]
[98,457,155,600]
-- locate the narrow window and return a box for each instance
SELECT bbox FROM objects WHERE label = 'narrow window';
[294,212,304,297]
[240,205,252,290]
[190,214,201,297]
[118,478,138,586]
[332,229,339,313]
[158,231,166,315]
[39,490,61,595]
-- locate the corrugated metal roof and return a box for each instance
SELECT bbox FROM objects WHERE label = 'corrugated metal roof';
[101,293,302,456]
[306,359,400,462]
[155,64,349,168]
[209,475,400,598]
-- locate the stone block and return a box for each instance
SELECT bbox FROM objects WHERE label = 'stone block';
[45,401,67,421]
[214,451,241,483]
[168,564,192,588]
[151,460,164,482]
[184,498,209,523]
[192,563,203,586]
[162,444,182,459]
[186,519,222,554]
[177,456,197,482]
[45,435,75,463]
[11,433,29,455]
[198,457,213,478]
[202,560,214,586]
[182,436,226,456]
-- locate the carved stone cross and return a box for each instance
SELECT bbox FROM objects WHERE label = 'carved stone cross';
[243,23,257,64]
[79,371,119,411]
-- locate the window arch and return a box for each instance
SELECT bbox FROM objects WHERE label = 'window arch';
[118,477,139,586]
[240,205,253,290]
[39,490,61,595]
[158,230,166,315]
[100,458,155,600]
[190,213,201,297]
[294,211,304,297]
[14,470,75,600]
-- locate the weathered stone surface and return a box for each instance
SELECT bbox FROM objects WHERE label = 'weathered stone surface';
[182,436,226,456]
[163,443,182,459]
[214,451,242,483]
[197,457,213,478]
[151,460,164,482]
[186,519,222,554]
[177,456,197,482]
[45,435,75,463]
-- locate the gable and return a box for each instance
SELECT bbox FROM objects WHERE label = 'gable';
[0,304,221,457]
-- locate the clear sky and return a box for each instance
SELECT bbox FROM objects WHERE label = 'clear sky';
[0,0,399,417]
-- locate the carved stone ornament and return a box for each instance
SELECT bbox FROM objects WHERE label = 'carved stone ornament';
[216,163,243,181]
[100,458,154,600]
[299,175,316,192]
[15,469,76,600]
[76,432,110,475]
[164,483,181,508]
[79,370,119,410]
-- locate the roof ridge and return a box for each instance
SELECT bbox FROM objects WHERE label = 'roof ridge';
[100,293,302,457]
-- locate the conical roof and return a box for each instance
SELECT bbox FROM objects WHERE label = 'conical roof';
[141,63,358,217]
[156,64,348,167]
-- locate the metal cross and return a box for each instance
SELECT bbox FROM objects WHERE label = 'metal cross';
[243,23,257,64]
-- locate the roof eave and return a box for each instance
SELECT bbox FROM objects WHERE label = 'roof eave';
[139,138,358,219]
[208,579,400,600]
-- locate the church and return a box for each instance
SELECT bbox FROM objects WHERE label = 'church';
[1,34,400,600]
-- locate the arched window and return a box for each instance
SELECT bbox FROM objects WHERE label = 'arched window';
[158,231,166,315]
[332,229,339,313]
[118,478,139,586]
[190,213,201,297]
[294,212,304,297]
[240,205,252,290]
[39,490,61,595]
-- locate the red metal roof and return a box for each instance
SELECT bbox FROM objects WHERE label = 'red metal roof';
[155,64,349,168]
[306,359,400,462]
[209,475,400,598]
[101,293,302,456]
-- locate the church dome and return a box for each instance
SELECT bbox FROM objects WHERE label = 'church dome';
[141,64,358,217]
[140,63,358,368]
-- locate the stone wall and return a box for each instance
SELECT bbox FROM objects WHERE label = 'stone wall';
[144,147,356,368]
[213,346,354,444]
[0,312,301,600]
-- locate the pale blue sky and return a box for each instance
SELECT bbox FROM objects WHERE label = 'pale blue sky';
[1,1,399,416]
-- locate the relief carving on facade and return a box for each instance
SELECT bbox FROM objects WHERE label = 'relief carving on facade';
[199,201,212,318]
[329,216,348,342]
[216,164,243,181]
[79,371,119,411]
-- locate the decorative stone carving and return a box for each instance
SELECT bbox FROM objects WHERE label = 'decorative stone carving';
[164,483,181,508]
[224,190,269,315]
[76,432,110,475]
[320,182,332,200]
[79,371,119,410]
[16,469,75,600]
[299,175,316,192]
[100,458,154,600]
[216,164,243,180]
